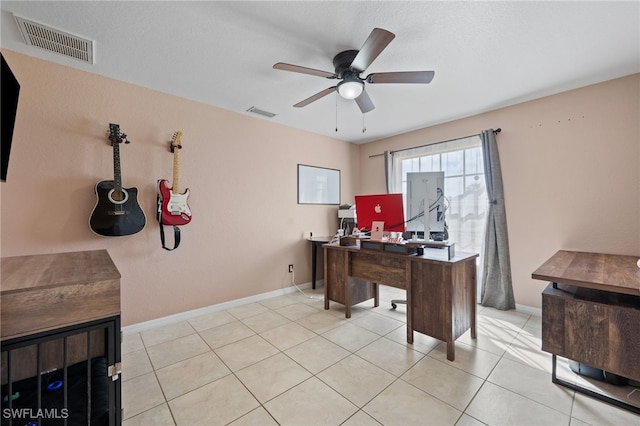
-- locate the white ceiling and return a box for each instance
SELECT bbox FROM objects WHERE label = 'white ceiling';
[1,1,639,144]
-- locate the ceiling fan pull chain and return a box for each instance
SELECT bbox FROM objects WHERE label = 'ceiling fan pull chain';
[335,91,339,132]
[362,113,366,133]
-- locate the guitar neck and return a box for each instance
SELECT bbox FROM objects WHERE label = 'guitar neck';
[112,138,123,191]
[172,147,180,194]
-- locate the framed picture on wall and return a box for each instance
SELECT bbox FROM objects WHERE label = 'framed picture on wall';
[297,164,340,205]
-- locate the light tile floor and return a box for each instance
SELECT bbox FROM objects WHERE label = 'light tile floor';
[121,286,639,426]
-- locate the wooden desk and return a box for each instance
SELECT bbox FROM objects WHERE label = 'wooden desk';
[324,244,478,361]
[532,250,640,414]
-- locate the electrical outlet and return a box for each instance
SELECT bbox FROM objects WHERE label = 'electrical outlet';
[288,264,294,273]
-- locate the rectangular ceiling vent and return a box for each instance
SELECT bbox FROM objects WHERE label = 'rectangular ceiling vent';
[14,15,94,64]
[246,106,277,118]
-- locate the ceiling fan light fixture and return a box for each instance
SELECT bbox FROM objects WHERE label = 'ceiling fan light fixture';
[337,78,364,100]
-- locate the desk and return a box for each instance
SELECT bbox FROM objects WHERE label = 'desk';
[308,236,332,289]
[323,244,478,361]
[532,250,640,414]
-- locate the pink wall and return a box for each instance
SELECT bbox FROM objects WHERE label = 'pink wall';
[0,51,359,325]
[2,49,638,319]
[357,74,640,309]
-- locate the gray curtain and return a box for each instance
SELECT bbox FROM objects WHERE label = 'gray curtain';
[384,150,393,193]
[480,129,515,310]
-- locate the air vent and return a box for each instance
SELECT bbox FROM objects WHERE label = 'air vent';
[246,106,277,118]
[14,15,94,64]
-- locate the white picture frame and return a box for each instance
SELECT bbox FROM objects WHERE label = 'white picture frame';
[297,164,340,205]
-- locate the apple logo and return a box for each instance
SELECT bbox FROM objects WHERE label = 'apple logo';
[374,204,382,213]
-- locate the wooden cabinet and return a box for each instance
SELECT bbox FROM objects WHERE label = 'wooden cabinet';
[1,250,122,425]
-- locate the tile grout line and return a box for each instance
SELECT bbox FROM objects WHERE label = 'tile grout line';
[125,291,584,426]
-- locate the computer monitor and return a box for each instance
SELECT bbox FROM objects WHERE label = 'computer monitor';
[406,172,446,235]
[355,193,405,233]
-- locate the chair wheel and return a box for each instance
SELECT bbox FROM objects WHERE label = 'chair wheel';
[391,303,397,310]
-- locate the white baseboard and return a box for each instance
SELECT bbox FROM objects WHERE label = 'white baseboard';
[123,280,535,335]
[122,281,315,335]
[516,303,542,316]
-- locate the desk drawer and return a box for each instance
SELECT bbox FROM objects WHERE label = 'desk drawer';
[351,251,407,288]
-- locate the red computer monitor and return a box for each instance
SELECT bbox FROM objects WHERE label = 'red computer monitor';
[355,193,405,233]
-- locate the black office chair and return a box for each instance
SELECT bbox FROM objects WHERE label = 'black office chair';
[391,300,406,310]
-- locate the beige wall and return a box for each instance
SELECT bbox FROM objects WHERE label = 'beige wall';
[0,50,358,325]
[357,74,640,309]
[2,49,637,323]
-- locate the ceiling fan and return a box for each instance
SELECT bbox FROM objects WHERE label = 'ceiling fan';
[273,28,435,113]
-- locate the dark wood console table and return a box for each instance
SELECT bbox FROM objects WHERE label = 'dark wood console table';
[323,244,478,361]
[532,250,640,414]
[1,250,122,424]
[308,236,332,289]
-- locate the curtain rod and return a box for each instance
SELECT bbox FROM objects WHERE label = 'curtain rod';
[368,128,501,158]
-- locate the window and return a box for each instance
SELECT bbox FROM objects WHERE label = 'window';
[388,135,488,258]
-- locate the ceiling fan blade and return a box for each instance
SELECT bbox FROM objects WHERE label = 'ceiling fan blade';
[366,71,435,84]
[273,62,337,79]
[294,86,337,108]
[355,89,375,113]
[350,28,395,72]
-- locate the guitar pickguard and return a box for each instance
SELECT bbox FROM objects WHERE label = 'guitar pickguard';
[167,192,191,216]
[158,179,192,226]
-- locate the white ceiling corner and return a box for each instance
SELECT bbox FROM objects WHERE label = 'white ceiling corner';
[1,1,638,144]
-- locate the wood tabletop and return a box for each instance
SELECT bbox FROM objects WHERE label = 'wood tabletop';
[1,250,121,340]
[1,249,121,294]
[532,250,640,296]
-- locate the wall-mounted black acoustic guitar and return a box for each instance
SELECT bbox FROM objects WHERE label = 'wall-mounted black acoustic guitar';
[90,123,146,236]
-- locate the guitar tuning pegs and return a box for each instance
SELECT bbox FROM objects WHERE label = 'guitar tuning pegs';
[119,133,130,144]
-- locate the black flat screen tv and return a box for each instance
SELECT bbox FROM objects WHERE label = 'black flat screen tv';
[1,52,21,182]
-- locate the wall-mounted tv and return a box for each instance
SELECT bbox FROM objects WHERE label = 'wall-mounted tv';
[1,53,21,182]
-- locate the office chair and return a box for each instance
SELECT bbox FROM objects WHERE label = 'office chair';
[391,300,406,310]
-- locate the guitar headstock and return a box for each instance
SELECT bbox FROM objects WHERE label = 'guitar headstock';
[108,123,129,145]
[170,131,183,153]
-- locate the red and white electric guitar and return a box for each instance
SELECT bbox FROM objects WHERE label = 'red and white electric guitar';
[158,131,192,226]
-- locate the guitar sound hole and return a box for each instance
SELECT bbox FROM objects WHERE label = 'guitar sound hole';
[108,188,129,205]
